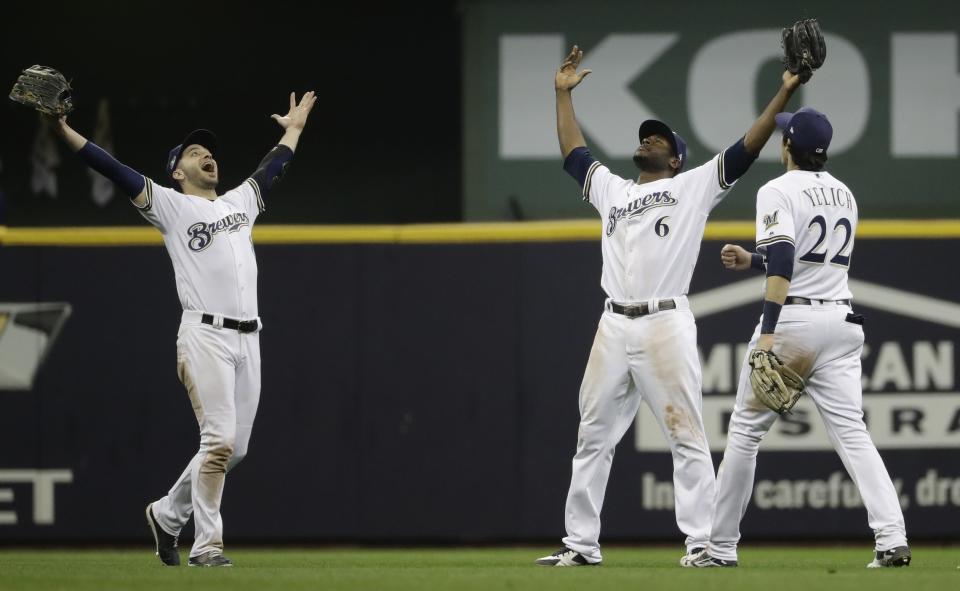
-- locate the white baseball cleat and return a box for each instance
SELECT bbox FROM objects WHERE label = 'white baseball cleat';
[535,547,600,566]
[679,546,706,567]
[687,550,738,568]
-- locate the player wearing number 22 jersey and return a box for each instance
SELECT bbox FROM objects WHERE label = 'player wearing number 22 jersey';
[536,45,806,568]
[691,108,910,569]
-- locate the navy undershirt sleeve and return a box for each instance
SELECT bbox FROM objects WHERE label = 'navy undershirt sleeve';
[250,145,294,199]
[562,146,595,188]
[765,241,796,280]
[761,242,795,334]
[721,138,758,187]
[760,300,783,334]
[78,141,145,198]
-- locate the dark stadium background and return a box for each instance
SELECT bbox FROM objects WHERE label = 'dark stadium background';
[0,2,463,226]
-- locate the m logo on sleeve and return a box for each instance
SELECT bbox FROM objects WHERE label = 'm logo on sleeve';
[762,210,780,231]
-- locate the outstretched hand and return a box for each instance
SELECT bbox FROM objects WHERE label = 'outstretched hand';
[271,91,317,131]
[556,45,591,91]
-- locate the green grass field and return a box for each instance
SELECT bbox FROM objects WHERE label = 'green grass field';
[0,546,956,591]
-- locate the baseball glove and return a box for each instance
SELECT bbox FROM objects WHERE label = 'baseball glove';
[781,19,826,84]
[8,65,74,116]
[748,349,806,414]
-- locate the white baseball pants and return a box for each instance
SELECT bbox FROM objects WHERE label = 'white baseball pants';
[562,297,716,562]
[151,313,261,558]
[709,302,907,561]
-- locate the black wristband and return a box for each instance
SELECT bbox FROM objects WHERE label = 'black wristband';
[760,300,783,334]
[750,253,765,271]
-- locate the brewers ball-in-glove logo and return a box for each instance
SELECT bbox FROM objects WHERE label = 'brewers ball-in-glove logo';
[187,212,250,252]
[607,191,678,236]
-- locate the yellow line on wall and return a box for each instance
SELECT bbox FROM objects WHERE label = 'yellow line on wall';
[1,226,163,246]
[855,219,960,238]
[1,219,959,246]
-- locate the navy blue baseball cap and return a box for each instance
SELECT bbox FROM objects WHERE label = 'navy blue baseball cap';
[639,119,688,171]
[166,129,218,180]
[775,108,832,154]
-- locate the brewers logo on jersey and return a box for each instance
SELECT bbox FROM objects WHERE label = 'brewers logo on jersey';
[136,178,264,315]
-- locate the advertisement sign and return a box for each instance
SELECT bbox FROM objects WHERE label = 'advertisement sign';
[463,0,960,220]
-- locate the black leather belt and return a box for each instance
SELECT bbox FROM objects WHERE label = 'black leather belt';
[784,296,852,306]
[609,299,677,319]
[201,313,259,333]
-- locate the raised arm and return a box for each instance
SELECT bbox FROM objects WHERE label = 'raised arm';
[55,117,88,152]
[715,71,804,189]
[53,116,148,207]
[555,46,591,159]
[271,91,317,153]
[247,91,317,199]
[743,71,802,154]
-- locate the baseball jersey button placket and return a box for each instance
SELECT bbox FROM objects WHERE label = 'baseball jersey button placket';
[237,248,245,315]
[222,221,244,317]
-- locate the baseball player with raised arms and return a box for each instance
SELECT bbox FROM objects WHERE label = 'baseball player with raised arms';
[688,108,910,568]
[536,46,807,567]
[50,91,317,566]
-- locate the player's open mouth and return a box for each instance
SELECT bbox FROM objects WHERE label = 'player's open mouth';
[201,162,216,173]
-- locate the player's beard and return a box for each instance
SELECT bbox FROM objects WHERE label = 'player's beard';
[632,151,673,174]
[188,171,219,191]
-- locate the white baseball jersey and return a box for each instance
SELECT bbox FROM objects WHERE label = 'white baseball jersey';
[583,153,735,301]
[557,149,743,563]
[135,178,265,319]
[138,176,266,559]
[754,169,858,300]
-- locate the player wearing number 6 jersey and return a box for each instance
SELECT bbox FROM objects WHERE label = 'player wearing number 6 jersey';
[536,45,807,567]
[689,108,910,568]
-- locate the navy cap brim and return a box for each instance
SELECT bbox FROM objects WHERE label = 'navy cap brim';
[638,119,678,156]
